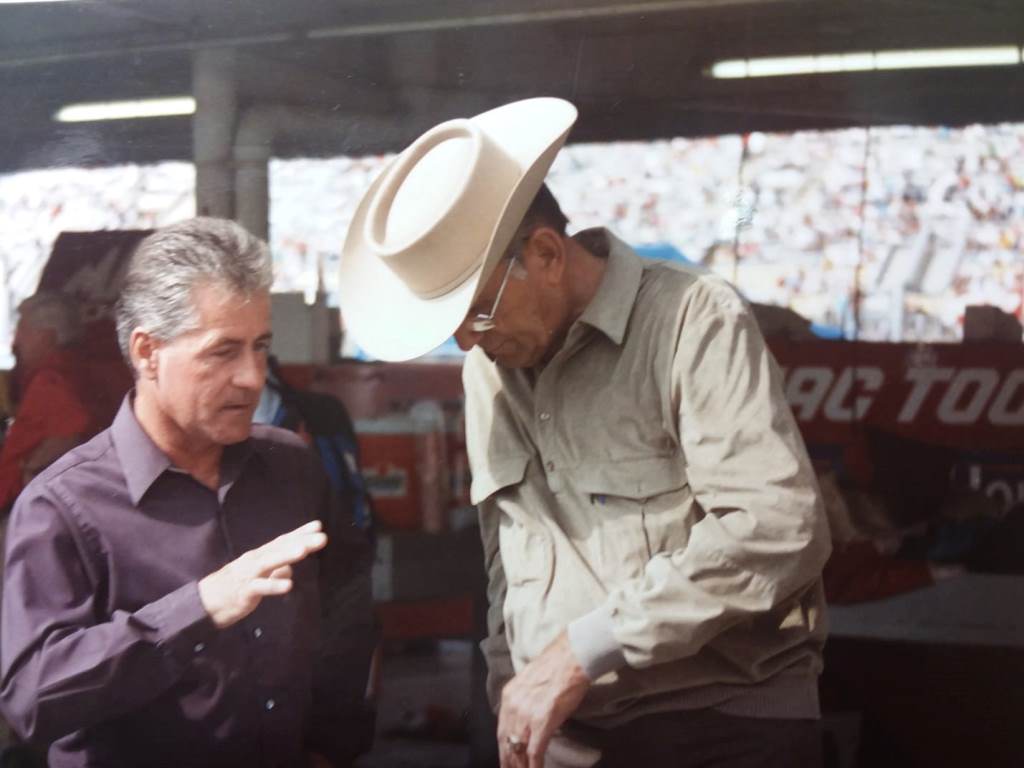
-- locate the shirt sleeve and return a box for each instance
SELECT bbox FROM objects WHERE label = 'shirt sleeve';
[462,351,517,711]
[572,280,831,672]
[0,488,216,744]
[477,497,516,712]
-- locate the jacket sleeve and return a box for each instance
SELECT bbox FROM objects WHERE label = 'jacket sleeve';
[0,489,215,743]
[572,280,831,673]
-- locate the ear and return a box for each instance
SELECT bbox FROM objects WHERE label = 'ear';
[524,227,567,286]
[129,329,160,381]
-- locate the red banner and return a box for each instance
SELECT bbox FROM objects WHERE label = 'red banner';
[768,340,1024,452]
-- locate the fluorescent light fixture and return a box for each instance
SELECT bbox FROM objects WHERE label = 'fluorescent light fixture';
[55,96,196,123]
[710,46,1022,79]
[875,47,1021,70]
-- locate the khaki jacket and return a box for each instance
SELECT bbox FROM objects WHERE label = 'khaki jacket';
[463,230,830,725]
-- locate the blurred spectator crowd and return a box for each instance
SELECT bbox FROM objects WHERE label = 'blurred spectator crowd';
[1,122,1022,364]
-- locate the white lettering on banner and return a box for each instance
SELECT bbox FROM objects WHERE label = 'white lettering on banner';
[781,365,1024,426]
[823,367,884,421]
[783,366,883,422]
[784,366,833,420]
[936,368,999,425]
[898,367,954,423]
[989,370,1024,426]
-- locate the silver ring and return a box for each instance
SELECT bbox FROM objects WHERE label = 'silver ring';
[506,734,527,754]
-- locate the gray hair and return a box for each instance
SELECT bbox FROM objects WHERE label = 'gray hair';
[18,292,83,346]
[115,217,272,365]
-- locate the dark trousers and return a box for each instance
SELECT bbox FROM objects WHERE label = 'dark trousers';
[546,709,823,768]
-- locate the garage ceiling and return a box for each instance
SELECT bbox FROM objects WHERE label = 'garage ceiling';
[2,0,1023,174]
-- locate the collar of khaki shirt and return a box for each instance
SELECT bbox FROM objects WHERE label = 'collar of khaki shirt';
[572,228,645,348]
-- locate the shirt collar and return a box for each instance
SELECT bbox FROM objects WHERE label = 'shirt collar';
[575,228,644,346]
[111,395,258,506]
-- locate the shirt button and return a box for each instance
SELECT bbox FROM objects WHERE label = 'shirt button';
[265,698,276,711]
[539,412,551,422]
[253,627,263,639]
[193,643,205,653]
[545,460,555,472]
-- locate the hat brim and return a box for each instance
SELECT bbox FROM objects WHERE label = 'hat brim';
[339,97,578,362]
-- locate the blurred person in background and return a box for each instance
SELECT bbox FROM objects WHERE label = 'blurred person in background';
[0,218,373,768]
[339,98,830,768]
[0,292,114,514]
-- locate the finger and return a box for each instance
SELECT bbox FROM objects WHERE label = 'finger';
[499,742,524,768]
[242,577,293,599]
[277,520,323,541]
[528,727,552,768]
[271,527,328,555]
[253,533,328,574]
[497,720,515,768]
[269,564,293,580]
[252,521,324,560]
[497,722,530,768]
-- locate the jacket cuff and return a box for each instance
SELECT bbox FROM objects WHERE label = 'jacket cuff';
[567,605,626,681]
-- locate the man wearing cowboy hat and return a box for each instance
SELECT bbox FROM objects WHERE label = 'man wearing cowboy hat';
[340,98,830,768]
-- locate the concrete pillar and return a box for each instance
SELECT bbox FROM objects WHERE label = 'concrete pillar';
[234,106,279,241]
[192,48,237,219]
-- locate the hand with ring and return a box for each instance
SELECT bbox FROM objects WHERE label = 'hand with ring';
[496,631,591,767]
[506,734,527,755]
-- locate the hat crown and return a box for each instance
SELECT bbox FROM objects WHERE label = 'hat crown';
[339,97,577,361]
[364,118,520,299]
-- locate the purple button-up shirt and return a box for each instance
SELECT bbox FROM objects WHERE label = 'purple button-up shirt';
[0,397,364,767]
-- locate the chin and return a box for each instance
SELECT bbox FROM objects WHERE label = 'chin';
[493,353,529,369]
[491,345,538,369]
[508,350,545,369]
[211,416,255,445]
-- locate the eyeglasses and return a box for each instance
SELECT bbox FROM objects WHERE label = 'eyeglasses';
[469,257,518,333]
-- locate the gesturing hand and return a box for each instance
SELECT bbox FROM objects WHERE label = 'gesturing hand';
[198,520,327,629]
[497,631,591,768]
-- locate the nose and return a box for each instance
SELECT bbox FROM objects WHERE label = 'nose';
[454,318,483,352]
[233,349,267,392]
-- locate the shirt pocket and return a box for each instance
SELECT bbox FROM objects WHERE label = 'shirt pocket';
[470,452,530,506]
[575,454,695,574]
[472,453,553,590]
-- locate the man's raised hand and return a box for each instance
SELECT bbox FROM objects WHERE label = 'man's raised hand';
[198,520,327,628]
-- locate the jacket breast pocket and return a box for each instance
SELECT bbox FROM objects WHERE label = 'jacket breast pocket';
[576,454,696,571]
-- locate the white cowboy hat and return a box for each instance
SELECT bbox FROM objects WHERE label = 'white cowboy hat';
[338,97,578,361]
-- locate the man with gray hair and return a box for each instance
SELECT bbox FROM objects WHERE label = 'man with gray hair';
[0,217,373,767]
